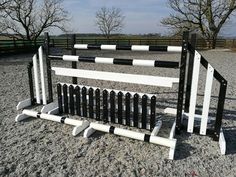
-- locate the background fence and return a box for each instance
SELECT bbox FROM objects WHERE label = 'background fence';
[0,37,236,55]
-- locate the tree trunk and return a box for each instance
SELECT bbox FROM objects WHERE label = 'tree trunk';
[211,32,218,49]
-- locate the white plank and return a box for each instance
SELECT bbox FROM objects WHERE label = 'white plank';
[200,64,214,135]
[38,46,47,105]
[52,67,179,87]
[164,108,214,122]
[32,54,41,104]
[188,51,201,133]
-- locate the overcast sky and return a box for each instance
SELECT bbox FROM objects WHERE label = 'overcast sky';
[55,0,236,37]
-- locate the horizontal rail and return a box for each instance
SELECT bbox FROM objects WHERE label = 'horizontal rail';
[48,55,179,68]
[88,122,176,148]
[74,44,182,52]
[52,67,179,87]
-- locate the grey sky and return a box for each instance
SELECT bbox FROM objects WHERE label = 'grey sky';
[53,0,236,37]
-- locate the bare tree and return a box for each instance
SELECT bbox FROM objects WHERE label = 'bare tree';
[0,0,69,42]
[95,7,125,39]
[161,0,236,48]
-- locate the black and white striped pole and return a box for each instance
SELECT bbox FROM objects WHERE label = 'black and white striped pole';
[15,110,89,136]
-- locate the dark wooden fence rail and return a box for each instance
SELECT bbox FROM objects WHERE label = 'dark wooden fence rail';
[0,37,235,54]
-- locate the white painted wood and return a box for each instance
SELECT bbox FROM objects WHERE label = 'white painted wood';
[164,108,214,122]
[167,46,182,52]
[52,67,178,87]
[169,147,176,160]
[32,54,41,104]
[151,120,162,136]
[22,109,87,127]
[219,128,226,155]
[83,126,96,138]
[38,46,47,105]
[41,101,58,113]
[89,122,176,148]
[15,114,30,122]
[72,120,90,136]
[63,55,79,61]
[200,64,214,135]
[16,98,32,110]
[74,44,88,49]
[131,45,149,51]
[48,107,59,115]
[132,59,155,67]
[101,45,116,50]
[95,57,114,64]
[188,51,201,133]
[169,121,176,139]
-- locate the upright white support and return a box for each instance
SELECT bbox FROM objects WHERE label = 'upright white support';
[188,51,201,133]
[200,64,214,135]
[38,46,47,105]
[32,54,41,104]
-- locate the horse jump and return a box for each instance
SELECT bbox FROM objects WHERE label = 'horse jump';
[15,31,227,159]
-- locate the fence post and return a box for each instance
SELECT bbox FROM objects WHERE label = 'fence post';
[176,31,189,134]
[44,32,53,103]
[184,34,197,113]
[71,34,77,84]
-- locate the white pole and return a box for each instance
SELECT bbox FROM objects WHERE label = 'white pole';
[89,122,176,148]
[32,54,41,104]
[38,46,47,105]
[22,109,83,126]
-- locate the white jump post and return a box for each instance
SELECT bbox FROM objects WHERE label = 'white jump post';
[38,46,47,105]
[32,54,41,104]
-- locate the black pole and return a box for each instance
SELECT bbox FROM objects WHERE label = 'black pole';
[133,93,139,128]
[27,62,35,105]
[213,80,227,141]
[89,88,94,119]
[176,31,189,134]
[110,91,116,123]
[71,34,77,84]
[184,33,197,113]
[57,83,63,114]
[44,32,53,103]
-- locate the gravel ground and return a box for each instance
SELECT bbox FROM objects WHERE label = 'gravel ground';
[0,50,235,177]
